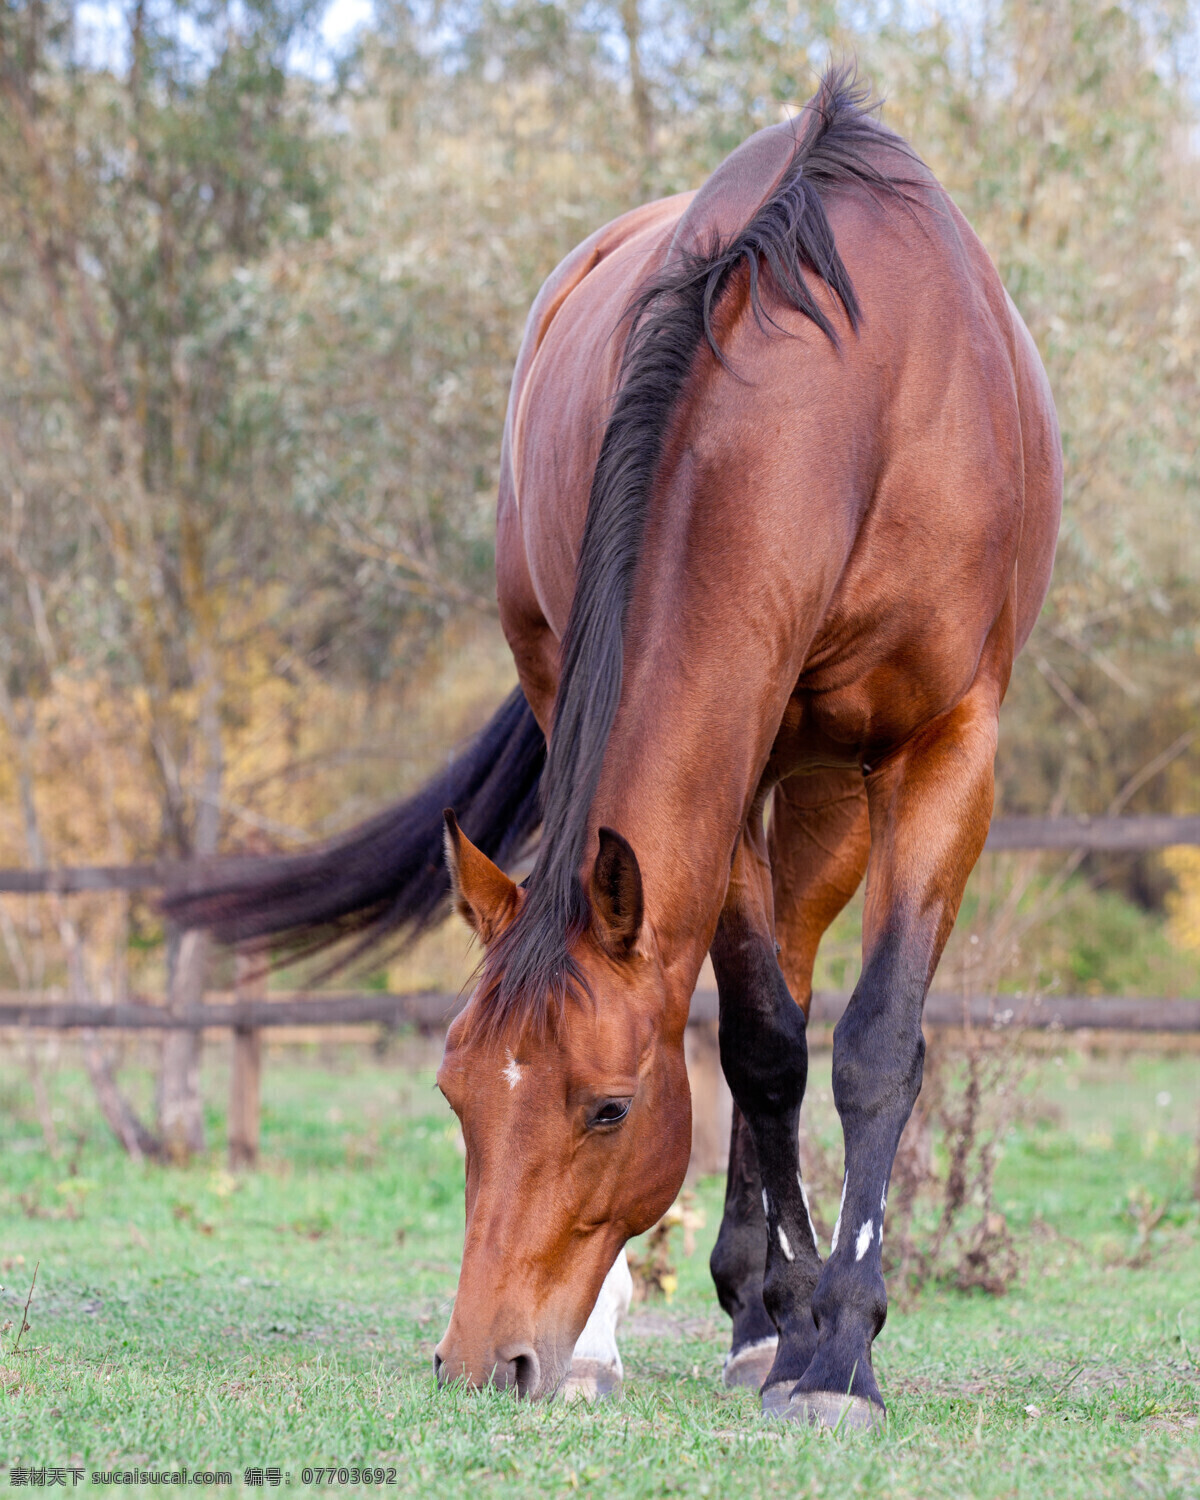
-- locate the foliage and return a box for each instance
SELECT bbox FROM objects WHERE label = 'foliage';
[1,0,1198,979]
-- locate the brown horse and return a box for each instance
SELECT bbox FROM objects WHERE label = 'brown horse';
[166,69,1061,1428]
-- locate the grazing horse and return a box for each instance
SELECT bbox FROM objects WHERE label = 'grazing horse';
[166,70,1061,1428]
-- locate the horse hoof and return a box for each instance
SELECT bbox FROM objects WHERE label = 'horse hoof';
[722,1337,778,1391]
[561,1358,622,1402]
[758,1379,793,1416]
[768,1390,885,1432]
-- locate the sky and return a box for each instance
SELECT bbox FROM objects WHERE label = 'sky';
[72,0,375,78]
[322,0,373,46]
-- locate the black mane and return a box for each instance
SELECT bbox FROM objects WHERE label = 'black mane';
[478,68,918,1033]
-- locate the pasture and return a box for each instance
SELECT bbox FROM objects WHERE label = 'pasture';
[1,1040,1198,1497]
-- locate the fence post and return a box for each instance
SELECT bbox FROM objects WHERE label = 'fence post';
[158,920,208,1161]
[229,953,265,1169]
[684,1018,731,1178]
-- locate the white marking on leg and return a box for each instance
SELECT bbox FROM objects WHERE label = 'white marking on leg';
[502,1051,523,1090]
[570,1247,632,1372]
[762,1189,770,1219]
[777,1226,794,1262]
[798,1175,819,1252]
[830,1176,848,1255]
[854,1220,875,1261]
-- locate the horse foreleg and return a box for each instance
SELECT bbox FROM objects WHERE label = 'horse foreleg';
[711,825,823,1408]
[784,681,1000,1431]
[710,770,869,1395]
[561,1246,633,1401]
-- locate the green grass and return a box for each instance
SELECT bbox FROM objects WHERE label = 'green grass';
[1,1043,1198,1497]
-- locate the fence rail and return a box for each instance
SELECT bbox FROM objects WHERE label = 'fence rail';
[983,814,1200,851]
[2,988,1199,1033]
[3,814,1200,896]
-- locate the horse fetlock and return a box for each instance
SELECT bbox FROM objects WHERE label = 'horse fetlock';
[757,1315,819,1400]
[560,1246,631,1403]
[793,1335,883,1413]
[710,1212,782,1380]
[811,1262,887,1342]
[709,1216,767,1313]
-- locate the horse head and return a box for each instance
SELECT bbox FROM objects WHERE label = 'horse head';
[432,814,692,1398]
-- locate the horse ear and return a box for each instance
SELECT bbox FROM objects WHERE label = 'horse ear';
[443,810,520,945]
[591,827,644,956]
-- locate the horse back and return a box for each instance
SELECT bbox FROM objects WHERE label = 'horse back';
[501,140,1060,766]
[616,176,1059,765]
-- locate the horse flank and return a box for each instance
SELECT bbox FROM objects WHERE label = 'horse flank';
[478,67,920,1033]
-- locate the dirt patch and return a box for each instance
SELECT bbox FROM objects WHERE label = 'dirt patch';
[624,1310,721,1342]
[889,1373,1010,1400]
[1143,1413,1199,1434]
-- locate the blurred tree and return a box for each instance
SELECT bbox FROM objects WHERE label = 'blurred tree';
[0,0,1198,1099]
[0,0,333,1154]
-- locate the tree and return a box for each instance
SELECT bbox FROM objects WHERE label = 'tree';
[0,0,332,1155]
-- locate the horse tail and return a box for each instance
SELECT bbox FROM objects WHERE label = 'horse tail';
[161,685,545,960]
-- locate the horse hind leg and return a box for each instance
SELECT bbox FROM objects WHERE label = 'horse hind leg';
[709,770,869,1401]
[561,1247,633,1401]
[711,1104,777,1390]
[783,681,1000,1431]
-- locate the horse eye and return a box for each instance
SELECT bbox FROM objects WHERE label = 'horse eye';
[589,1098,632,1128]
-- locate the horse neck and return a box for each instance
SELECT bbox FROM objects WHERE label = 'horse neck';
[589,577,799,1010]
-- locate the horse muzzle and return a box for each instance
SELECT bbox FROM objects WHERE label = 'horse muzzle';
[432,1334,566,1400]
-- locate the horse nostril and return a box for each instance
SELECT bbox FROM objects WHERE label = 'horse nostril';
[511,1350,540,1398]
[432,1349,445,1384]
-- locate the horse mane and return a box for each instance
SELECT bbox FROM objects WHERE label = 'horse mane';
[477,67,919,1035]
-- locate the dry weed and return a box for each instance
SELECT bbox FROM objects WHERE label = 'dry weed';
[628,1192,705,1302]
[883,1024,1031,1299]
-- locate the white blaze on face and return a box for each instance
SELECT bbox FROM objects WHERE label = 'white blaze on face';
[502,1051,523,1090]
[855,1220,875,1261]
[777,1226,794,1262]
[570,1247,633,1371]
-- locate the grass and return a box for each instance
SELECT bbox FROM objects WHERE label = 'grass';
[0,1042,1198,1497]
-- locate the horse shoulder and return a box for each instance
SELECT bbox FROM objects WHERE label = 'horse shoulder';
[497,193,692,727]
[667,119,803,259]
[506,193,693,456]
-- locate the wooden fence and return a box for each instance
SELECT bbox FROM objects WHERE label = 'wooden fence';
[4,984,1198,1174]
[2,814,1199,1171]
[5,814,1199,899]
[3,986,1200,1035]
